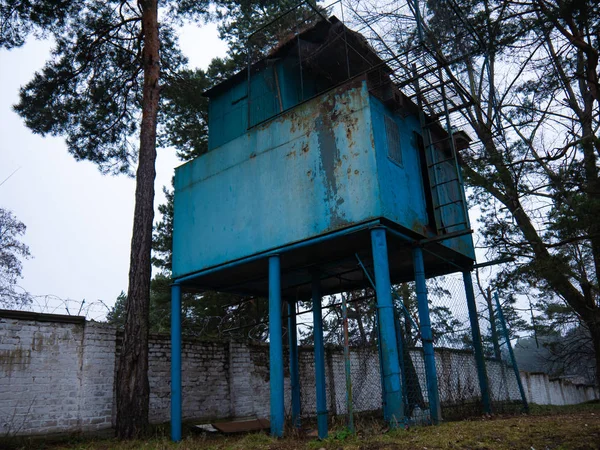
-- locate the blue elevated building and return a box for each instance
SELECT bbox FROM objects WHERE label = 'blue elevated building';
[170,17,490,440]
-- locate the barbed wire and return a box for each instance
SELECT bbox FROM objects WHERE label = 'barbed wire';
[1,285,111,322]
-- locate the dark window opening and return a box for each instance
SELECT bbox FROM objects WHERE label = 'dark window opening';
[385,115,402,165]
[414,131,437,232]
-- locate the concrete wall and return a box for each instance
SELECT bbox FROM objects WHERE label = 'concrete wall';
[1,311,598,437]
[0,312,115,436]
[521,371,599,406]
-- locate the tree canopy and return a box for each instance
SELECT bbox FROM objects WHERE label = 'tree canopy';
[5,0,211,438]
[0,208,32,308]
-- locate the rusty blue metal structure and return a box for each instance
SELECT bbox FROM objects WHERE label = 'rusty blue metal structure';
[170,12,484,440]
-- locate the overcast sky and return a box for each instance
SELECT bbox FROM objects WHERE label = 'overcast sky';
[0,22,227,319]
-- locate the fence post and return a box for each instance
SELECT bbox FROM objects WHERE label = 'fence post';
[494,292,529,412]
[412,246,441,424]
[312,272,328,439]
[463,271,492,414]
[341,293,355,432]
[288,298,301,428]
[269,255,284,437]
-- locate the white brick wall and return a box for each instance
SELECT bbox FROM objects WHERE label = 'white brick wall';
[521,371,600,406]
[1,311,598,437]
[0,314,89,435]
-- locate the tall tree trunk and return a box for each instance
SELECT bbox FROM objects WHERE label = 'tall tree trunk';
[116,0,160,438]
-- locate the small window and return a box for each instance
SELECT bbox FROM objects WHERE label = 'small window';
[385,115,402,165]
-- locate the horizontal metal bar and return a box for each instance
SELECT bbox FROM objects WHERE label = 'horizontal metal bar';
[434,199,463,209]
[420,228,473,244]
[440,221,468,230]
[410,82,447,97]
[431,178,459,189]
[173,220,382,285]
[427,157,456,168]
[473,256,516,269]
[427,102,474,120]
[428,136,453,147]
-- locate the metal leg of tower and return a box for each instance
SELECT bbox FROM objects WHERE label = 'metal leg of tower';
[371,227,404,426]
[170,283,182,442]
[269,255,284,437]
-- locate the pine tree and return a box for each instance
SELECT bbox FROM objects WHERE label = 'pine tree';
[7,0,209,437]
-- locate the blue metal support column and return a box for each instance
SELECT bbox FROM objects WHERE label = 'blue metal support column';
[370,227,404,426]
[288,299,301,428]
[269,255,285,437]
[412,246,441,424]
[463,271,492,414]
[312,272,328,439]
[170,283,182,442]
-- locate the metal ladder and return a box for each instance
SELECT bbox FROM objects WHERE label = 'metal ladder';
[410,63,470,235]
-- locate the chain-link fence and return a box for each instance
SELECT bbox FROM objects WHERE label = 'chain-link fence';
[293,273,527,432]
[8,273,528,430]
[485,292,530,414]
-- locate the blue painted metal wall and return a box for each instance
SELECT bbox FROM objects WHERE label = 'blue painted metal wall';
[173,77,475,280]
[370,97,430,235]
[206,56,320,151]
[173,80,381,279]
[370,97,475,259]
[208,79,248,150]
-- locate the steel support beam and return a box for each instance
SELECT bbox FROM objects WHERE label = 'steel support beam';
[463,271,492,414]
[170,283,182,442]
[288,299,301,428]
[312,273,328,439]
[269,255,285,437]
[370,227,404,426]
[413,246,441,424]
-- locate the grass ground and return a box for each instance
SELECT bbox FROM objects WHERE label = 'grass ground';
[4,403,600,450]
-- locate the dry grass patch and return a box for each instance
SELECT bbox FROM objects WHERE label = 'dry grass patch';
[4,403,600,450]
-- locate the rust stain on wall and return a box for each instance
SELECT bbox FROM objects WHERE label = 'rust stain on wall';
[312,85,368,229]
[0,347,32,377]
